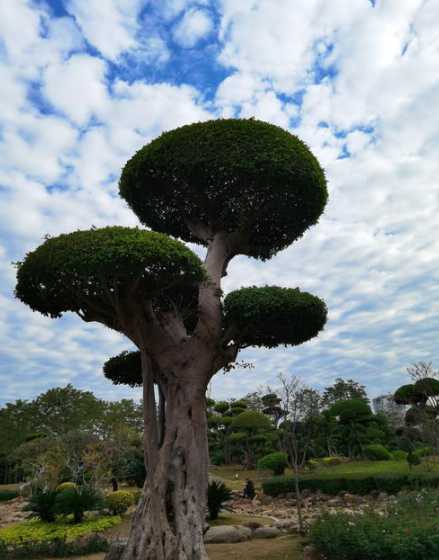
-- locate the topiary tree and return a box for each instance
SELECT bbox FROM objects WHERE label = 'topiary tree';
[257,451,289,475]
[16,118,328,560]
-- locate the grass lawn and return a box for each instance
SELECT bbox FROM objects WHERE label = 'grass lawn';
[211,459,439,489]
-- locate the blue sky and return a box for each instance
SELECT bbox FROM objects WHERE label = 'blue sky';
[1,0,439,405]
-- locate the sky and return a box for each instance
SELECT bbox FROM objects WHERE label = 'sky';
[1,0,439,406]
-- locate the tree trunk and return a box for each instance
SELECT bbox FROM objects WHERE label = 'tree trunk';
[119,354,209,560]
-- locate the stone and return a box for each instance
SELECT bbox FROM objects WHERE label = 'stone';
[204,525,246,544]
[273,518,296,530]
[234,525,252,540]
[253,526,281,539]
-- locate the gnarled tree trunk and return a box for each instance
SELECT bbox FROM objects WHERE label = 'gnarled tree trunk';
[119,352,210,560]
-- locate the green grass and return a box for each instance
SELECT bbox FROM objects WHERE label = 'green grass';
[0,516,122,544]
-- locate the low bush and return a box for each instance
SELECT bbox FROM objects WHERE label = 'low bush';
[0,491,18,502]
[0,516,121,545]
[414,446,433,459]
[105,491,134,515]
[364,444,392,461]
[392,450,408,461]
[56,482,76,493]
[257,452,288,475]
[310,507,439,560]
[0,533,108,559]
[207,480,232,520]
[55,486,102,523]
[262,473,439,496]
[24,490,58,523]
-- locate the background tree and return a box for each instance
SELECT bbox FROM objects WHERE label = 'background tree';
[327,399,375,457]
[16,119,328,560]
[322,378,369,408]
[229,410,275,468]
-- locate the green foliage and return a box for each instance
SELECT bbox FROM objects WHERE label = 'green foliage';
[103,351,142,387]
[0,491,18,502]
[257,452,289,475]
[392,450,408,461]
[104,490,134,515]
[15,227,204,318]
[55,487,102,523]
[364,444,392,461]
[414,377,439,396]
[414,446,433,459]
[329,399,372,422]
[310,491,439,560]
[25,489,58,523]
[321,456,346,466]
[223,286,327,348]
[263,473,439,496]
[56,482,76,493]
[231,411,272,431]
[393,384,421,405]
[119,118,327,260]
[207,480,232,520]
[0,516,120,545]
[407,451,422,469]
[322,378,369,408]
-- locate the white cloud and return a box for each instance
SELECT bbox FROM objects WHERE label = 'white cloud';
[173,8,213,48]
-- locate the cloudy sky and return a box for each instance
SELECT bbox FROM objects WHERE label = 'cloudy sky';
[1,0,438,406]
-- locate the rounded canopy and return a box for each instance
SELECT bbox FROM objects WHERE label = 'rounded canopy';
[120,119,327,260]
[223,286,327,348]
[104,351,142,387]
[15,227,204,318]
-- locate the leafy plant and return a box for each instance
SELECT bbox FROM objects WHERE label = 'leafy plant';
[56,482,76,493]
[55,486,102,523]
[257,452,288,475]
[24,489,58,523]
[0,491,18,502]
[207,480,232,520]
[105,491,134,515]
[364,444,392,461]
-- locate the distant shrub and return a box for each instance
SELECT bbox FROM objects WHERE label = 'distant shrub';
[24,489,58,523]
[263,473,439,496]
[0,491,18,502]
[207,480,232,520]
[307,459,319,471]
[56,482,76,493]
[407,451,421,469]
[392,450,408,461]
[364,444,392,461]
[414,446,433,459]
[257,452,288,475]
[105,491,133,515]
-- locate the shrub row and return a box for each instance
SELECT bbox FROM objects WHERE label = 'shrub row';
[310,511,439,560]
[263,473,439,496]
[0,491,18,502]
[0,533,108,559]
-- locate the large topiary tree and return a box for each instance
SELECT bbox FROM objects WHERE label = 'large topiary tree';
[16,119,328,560]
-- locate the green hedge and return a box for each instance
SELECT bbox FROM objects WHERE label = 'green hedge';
[262,474,439,496]
[0,491,18,502]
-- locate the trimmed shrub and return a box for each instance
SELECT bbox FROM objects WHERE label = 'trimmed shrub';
[24,490,58,523]
[392,450,408,461]
[364,444,392,461]
[262,473,439,496]
[257,452,288,475]
[0,491,18,502]
[414,446,433,459]
[207,480,232,520]
[56,482,76,493]
[105,491,134,515]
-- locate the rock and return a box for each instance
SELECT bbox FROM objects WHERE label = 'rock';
[234,525,252,540]
[18,482,32,497]
[105,539,128,560]
[253,526,281,539]
[303,544,323,560]
[273,518,296,530]
[204,525,246,544]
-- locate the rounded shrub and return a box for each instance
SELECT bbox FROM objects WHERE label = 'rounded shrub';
[322,456,345,466]
[257,452,289,475]
[105,491,134,515]
[56,482,77,493]
[392,450,408,461]
[364,444,392,461]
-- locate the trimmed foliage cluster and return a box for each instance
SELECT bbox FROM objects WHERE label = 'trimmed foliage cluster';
[364,444,393,461]
[119,118,327,260]
[104,491,134,515]
[223,286,327,348]
[263,473,439,496]
[257,452,289,475]
[103,351,142,387]
[15,227,204,319]
[311,489,439,560]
